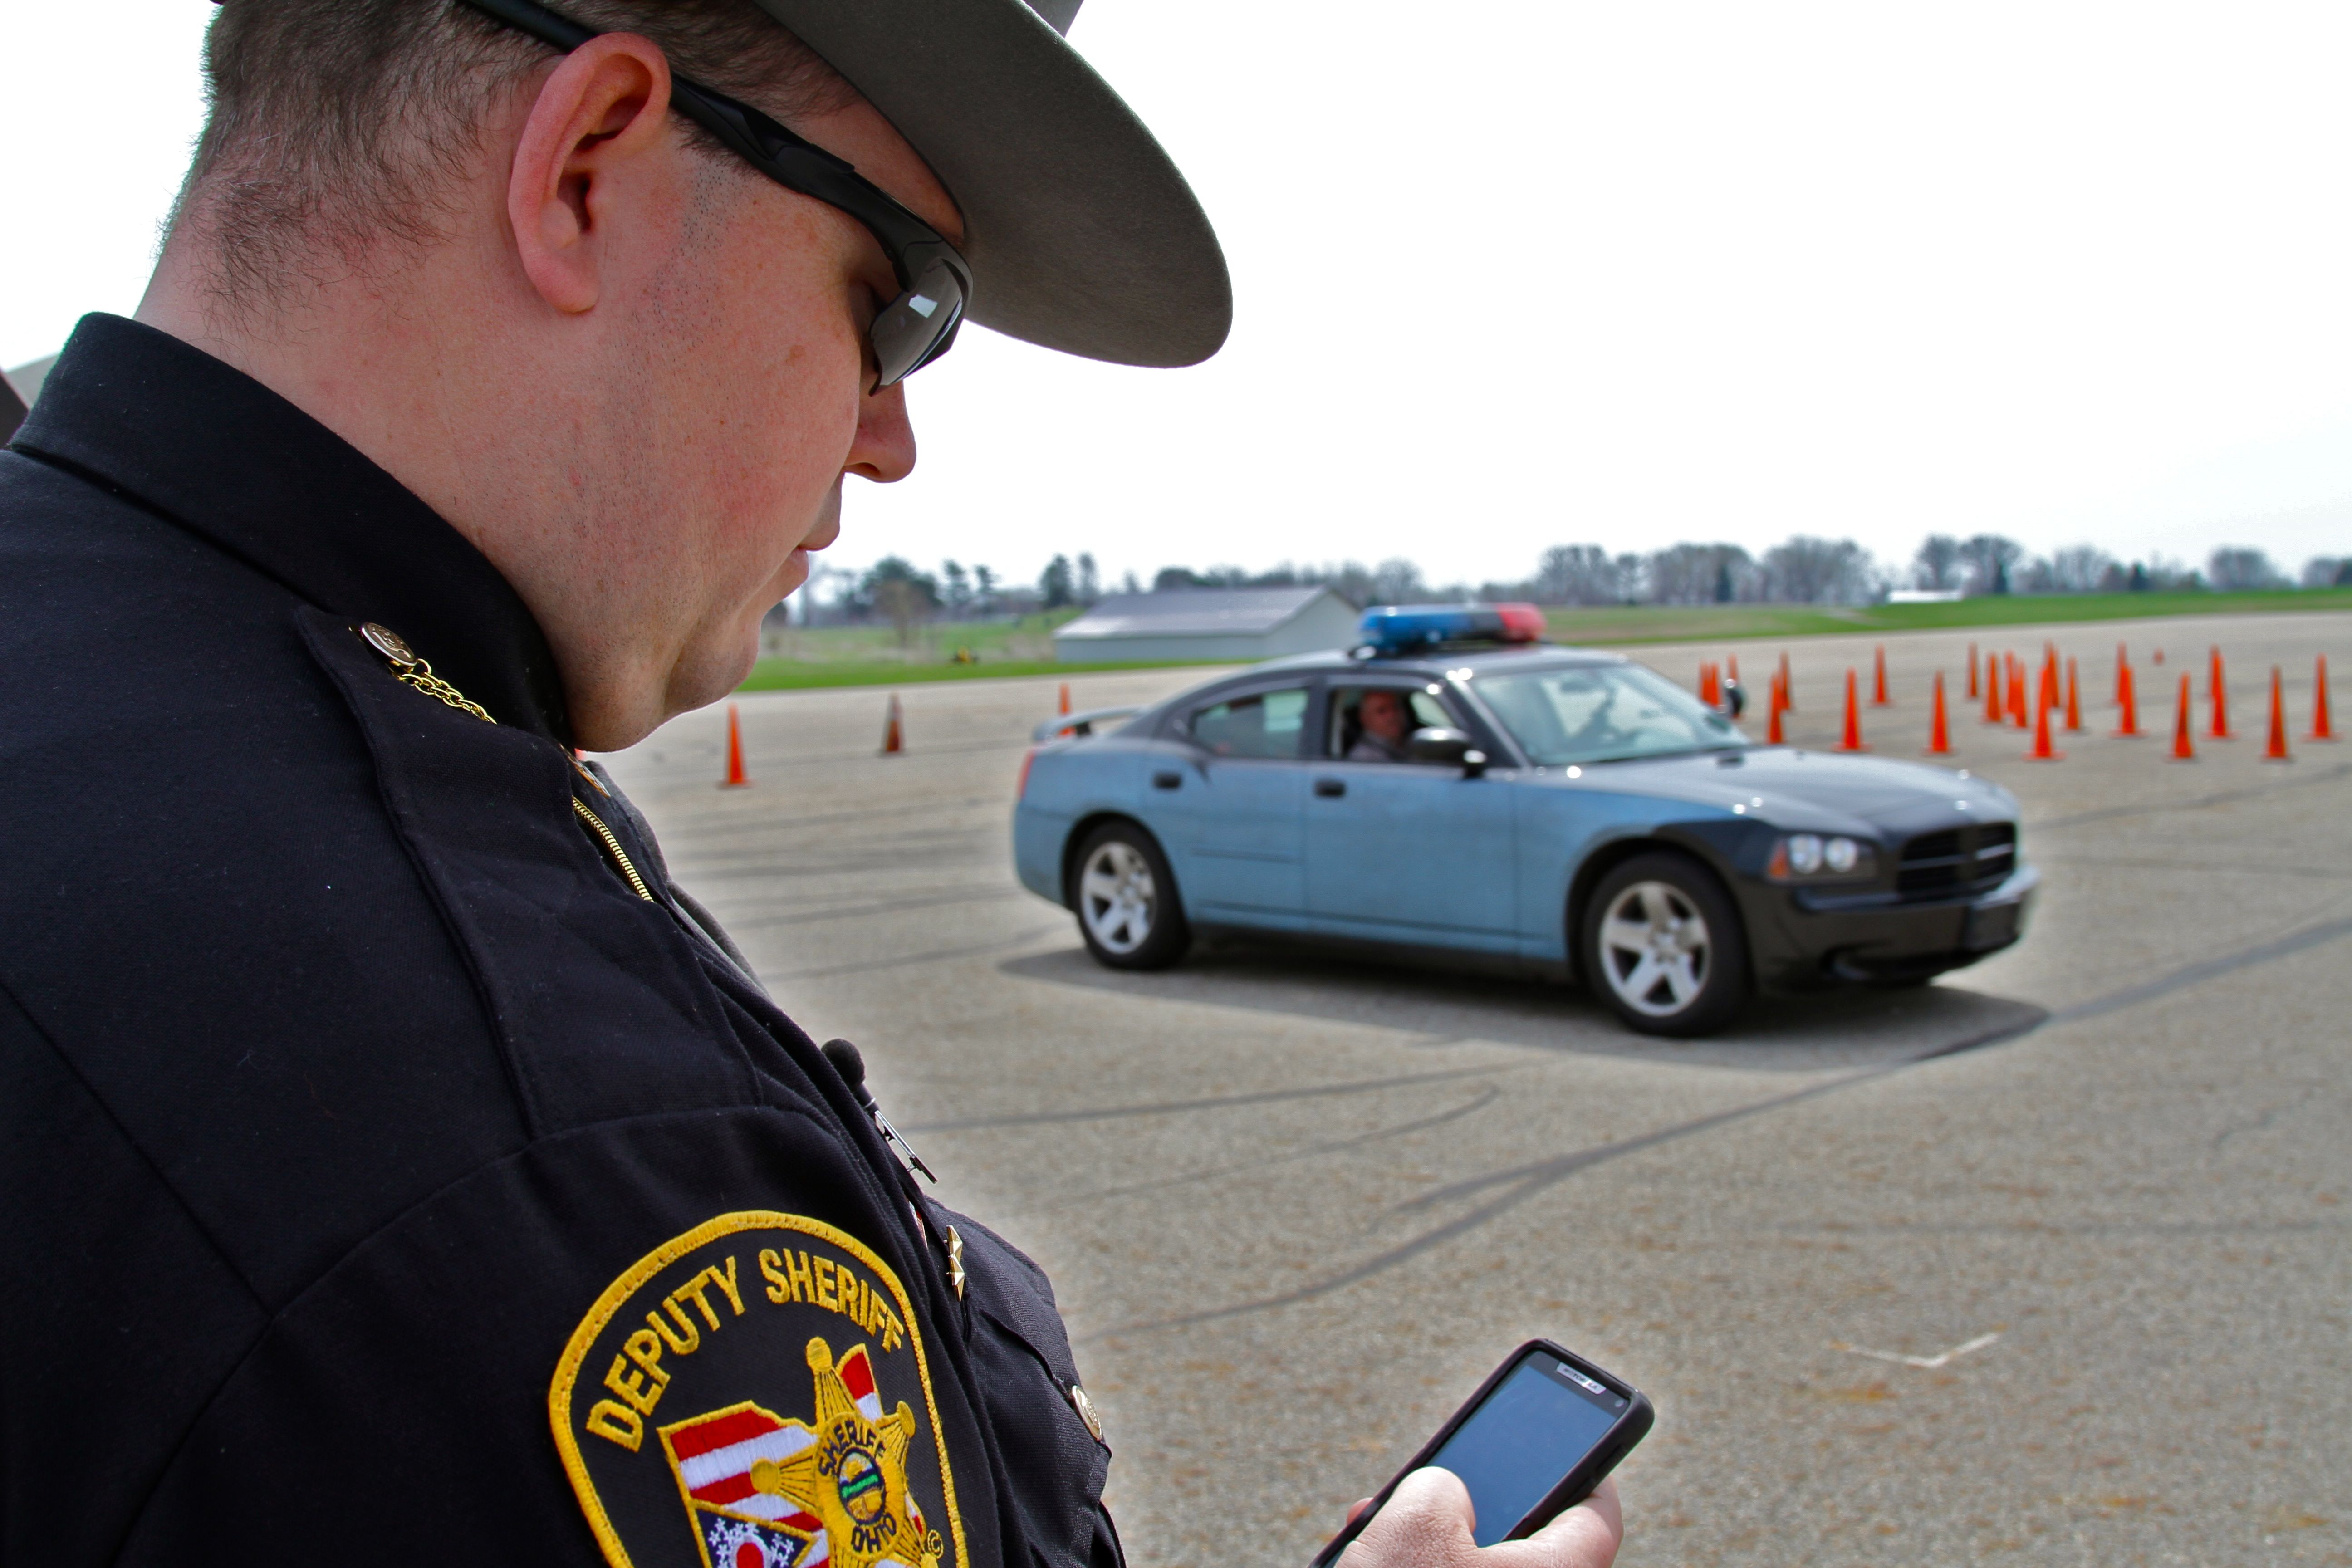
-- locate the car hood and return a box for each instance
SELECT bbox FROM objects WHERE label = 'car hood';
[1528,746,2015,835]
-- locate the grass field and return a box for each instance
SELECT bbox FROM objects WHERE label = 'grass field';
[738,588,2352,690]
[1537,587,2352,646]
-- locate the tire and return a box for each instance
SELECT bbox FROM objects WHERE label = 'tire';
[1579,851,1751,1037]
[1068,821,1189,971]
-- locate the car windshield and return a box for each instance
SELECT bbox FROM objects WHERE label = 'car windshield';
[1474,662,1747,765]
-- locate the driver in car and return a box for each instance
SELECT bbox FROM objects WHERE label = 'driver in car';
[1346,689,1415,762]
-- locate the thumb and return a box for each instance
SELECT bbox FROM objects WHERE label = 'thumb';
[1342,1469,1478,1568]
[1482,1478,1623,1568]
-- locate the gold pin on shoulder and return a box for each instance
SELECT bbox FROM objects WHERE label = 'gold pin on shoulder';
[355,622,495,725]
[1068,1383,1105,1444]
[359,621,416,666]
[944,1224,966,1299]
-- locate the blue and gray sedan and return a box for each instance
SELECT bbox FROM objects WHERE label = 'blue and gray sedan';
[1012,642,2036,1035]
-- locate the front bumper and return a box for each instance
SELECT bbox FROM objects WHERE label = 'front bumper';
[1740,862,2040,990]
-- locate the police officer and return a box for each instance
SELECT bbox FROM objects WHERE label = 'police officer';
[0,3,1624,1565]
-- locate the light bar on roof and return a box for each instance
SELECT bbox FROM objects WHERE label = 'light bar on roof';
[1358,602,1546,656]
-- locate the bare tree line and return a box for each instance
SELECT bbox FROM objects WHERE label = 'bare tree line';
[787,535,2350,637]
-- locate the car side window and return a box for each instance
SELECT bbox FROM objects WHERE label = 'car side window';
[1328,686,1460,760]
[1188,687,1309,759]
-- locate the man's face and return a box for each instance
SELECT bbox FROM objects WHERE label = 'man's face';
[1361,691,1410,744]
[558,85,961,744]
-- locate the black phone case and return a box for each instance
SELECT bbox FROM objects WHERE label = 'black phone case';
[1306,1339,1653,1568]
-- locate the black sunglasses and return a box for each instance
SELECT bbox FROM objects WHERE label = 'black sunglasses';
[458,0,970,387]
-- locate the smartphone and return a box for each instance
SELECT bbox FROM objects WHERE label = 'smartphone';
[1308,1340,1653,1567]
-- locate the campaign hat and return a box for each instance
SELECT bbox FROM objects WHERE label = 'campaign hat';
[200,0,1232,368]
[753,0,1230,368]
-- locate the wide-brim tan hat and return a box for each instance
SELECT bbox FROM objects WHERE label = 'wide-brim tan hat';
[756,0,1230,368]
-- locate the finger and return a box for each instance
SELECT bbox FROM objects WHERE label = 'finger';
[1482,1479,1624,1568]
[1339,1468,1477,1568]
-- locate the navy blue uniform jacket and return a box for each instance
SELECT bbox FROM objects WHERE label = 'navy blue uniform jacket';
[0,316,1116,1568]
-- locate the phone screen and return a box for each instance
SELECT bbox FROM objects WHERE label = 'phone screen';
[1424,1354,1632,1545]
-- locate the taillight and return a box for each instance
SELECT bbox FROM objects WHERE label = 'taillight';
[1015,746,1039,798]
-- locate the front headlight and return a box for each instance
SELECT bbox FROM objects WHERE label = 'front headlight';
[1769,833,1876,882]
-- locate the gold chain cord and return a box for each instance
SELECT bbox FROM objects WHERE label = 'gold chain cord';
[357,622,653,902]
[394,665,495,725]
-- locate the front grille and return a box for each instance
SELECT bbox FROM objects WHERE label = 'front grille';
[1896,823,2017,895]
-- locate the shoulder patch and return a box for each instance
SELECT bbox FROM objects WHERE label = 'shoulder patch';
[552,1212,968,1568]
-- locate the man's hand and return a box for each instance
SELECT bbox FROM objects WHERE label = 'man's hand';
[1339,1470,1622,1568]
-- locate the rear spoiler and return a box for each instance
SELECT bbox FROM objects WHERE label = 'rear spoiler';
[1031,706,1142,744]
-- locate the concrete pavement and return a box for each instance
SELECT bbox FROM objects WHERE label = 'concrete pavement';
[598,610,2352,1567]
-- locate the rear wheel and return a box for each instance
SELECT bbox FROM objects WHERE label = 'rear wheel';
[1070,822,1189,970]
[1581,851,1751,1037]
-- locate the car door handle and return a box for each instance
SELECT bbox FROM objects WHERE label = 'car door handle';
[1313,778,1346,798]
[1152,770,1183,790]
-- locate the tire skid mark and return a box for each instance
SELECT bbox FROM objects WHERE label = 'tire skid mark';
[903,1061,1525,1136]
[1080,914,2352,1343]
[771,922,1068,981]
[2030,760,2352,834]
[1037,1087,1505,1211]
[717,885,1030,932]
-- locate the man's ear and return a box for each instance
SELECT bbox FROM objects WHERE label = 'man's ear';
[508,34,676,314]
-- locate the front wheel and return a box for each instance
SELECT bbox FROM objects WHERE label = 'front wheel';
[1069,822,1189,971]
[1580,851,1751,1037]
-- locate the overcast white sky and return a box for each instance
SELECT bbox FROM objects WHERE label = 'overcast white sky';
[10,2,2352,592]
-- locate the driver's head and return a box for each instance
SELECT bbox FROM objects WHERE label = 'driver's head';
[1359,690,1410,745]
[143,0,1225,750]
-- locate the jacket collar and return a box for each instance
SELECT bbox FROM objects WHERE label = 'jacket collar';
[13,313,573,743]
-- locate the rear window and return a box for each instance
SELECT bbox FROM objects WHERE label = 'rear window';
[1188,688,1309,759]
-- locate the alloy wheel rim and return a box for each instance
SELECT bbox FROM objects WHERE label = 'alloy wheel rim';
[1080,842,1156,955]
[1598,880,1711,1017]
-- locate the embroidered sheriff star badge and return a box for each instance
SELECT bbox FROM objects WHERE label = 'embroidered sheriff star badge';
[550,1213,966,1568]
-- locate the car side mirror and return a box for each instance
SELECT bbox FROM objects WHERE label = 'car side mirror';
[1408,726,1488,776]
[1720,679,1746,719]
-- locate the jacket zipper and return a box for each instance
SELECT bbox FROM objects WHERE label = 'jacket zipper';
[571,797,655,902]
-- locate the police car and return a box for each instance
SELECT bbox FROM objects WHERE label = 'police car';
[1012,605,2037,1036]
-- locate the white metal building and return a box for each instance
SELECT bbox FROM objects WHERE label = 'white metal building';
[1051,586,1362,663]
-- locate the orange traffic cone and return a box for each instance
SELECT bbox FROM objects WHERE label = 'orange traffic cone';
[2063,657,2083,732]
[1699,662,1720,706]
[2114,642,2128,707]
[1767,681,1786,745]
[720,702,750,787]
[2263,666,2292,762]
[2152,647,2166,665]
[2113,660,2141,737]
[1872,644,1891,706]
[2025,680,2063,760]
[2039,649,2059,717]
[881,693,904,755]
[2009,655,2029,728]
[2208,647,2232,739]
[1983,654,2003,724]
[1058,682,1072,716]
[2311,657,2337,741]
[2170,673,2196,760]
[1778,651,1793,710]
[1727,654,1741,688]
[1838,669,1867,751]
[1967,642,1980,699]
[1925,671,1952,755]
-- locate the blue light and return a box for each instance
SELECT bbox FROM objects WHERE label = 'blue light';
[1358,603,1541,656]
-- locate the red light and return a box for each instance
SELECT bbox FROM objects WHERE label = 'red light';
[1015,746,1039,798]
[1496,603,1546,642]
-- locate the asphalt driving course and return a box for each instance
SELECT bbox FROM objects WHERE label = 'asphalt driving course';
[598,612,2351,1568]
